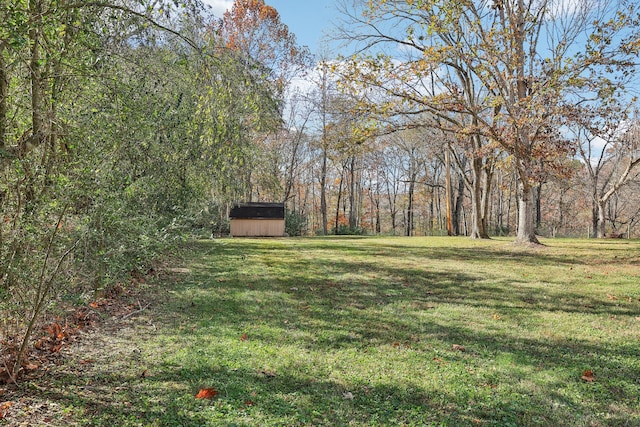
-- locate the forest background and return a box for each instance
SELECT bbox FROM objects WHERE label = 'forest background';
[1,0,640,380]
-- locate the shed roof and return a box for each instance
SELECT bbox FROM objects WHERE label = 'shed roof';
[229,202,285,219]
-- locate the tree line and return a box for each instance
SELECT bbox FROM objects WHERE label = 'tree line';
[241,0,640,242]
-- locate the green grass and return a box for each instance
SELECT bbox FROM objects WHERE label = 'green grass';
[18,237,640,426]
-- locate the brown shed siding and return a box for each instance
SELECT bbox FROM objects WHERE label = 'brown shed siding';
[230,218,285,237]
[229,203,286,237]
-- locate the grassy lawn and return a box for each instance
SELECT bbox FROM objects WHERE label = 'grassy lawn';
[8,236,640,426]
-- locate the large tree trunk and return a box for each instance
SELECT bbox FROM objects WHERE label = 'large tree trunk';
[516,183,540,244]
[469,157,489,239]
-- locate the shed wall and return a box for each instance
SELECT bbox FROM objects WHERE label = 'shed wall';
[230,219,285,237]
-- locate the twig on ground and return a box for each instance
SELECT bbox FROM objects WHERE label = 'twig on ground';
[121,302,150,321]
[2,357,18,386]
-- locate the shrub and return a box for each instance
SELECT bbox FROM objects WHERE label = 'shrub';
[285,210,307,236]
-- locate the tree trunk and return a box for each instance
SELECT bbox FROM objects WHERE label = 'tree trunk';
[348,155,356,229]
[469,157,489,239]
[597,199,607,238]
[319,149,328,235]
[406,179,414,236]
[453,175,464,236]
[445,147,453,235]
[334,166,344,234]
[535,182,543,230]
[0,46,7,151]
[29,0,44,151]
[481,158,494,237]
[516,183,540,244]
[591,199,598,238]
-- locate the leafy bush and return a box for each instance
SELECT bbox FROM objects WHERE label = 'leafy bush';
[285,210,307,236]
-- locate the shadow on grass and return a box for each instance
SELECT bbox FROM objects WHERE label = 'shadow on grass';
[22,237,640,426]
[37,366,464,426]
[142,238,639,423]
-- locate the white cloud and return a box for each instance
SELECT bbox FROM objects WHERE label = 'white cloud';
[201,0,233,17]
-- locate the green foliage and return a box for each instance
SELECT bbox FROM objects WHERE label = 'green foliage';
[174,202,232,238]
[0,0,287,374]
[285,210,306,236]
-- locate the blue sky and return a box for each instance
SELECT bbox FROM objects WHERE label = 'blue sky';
[204,0,339,54]
[267,0,338,53]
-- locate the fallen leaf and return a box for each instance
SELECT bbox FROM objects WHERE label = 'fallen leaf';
[195,388,218,399]
[607,294,618,300]
[0,401,12,420]
[393,342,400,347]
[343,391,354,400]
[80,359,95,365]
[492,313,502,320]
[452,344,466,352]
[581,370,595,382]
[24,362,39,371]
[433,357,443,363]
[47,323,65,340]
[240,333,248,341]
[140,369,148,378]
[89,302,99,309]
[244,400,254,406]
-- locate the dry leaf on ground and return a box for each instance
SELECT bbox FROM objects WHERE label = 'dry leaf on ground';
[581,370,595,382]
[0,401,12,419]
[195,388,218,399]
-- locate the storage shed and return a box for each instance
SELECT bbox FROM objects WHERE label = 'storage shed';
[229,202,285,237]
